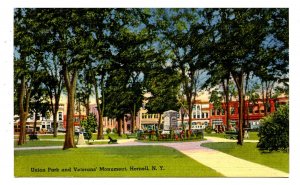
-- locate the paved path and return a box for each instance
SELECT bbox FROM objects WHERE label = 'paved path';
[162,137,288,177]
[15,137,288,177]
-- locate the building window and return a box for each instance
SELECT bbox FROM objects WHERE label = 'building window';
[58,112,63,121]
[142,113,145,119]
[193,113,196,119]
[197,105,200,110]
[197,113,200,119]
[206,112,209,118]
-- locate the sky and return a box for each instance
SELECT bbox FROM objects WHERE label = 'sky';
[1,1,300,185]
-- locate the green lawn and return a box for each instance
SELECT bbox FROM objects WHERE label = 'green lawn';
[201,142,289,173]
[14,134,65,140]
[15,146,223,177]
[14,140,111,147]
[204,131,259,140]
[14,140,64,147]
[14,133,128,142]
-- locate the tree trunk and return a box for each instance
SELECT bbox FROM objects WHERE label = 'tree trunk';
[33,112,37,134]
[52,110,58,137]
[18,113,27,145]
[95,79,104,140]
[117,117,122,137]
[130,103,136,133]
[222,78,230,131]
[85,97,89,118]
[187,100,192,131]
[52,97,60,137]
[122,117,125,134]
[233,73,244,145]
[18,75,30,145]
[181,112,185,130]
[63,68,78,150]
[98,111,104,139]
[261,81,266,116]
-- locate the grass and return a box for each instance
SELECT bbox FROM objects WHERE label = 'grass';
[204,131,259,140]
[201,142,289,173]
[14,146,223,177]
[138,138,205,143]
[14,140,64,147]
[14,133,128,143]
[14,140,111,147]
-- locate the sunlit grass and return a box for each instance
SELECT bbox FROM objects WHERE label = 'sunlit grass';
[15,146,223,177]
[201,142,289,173]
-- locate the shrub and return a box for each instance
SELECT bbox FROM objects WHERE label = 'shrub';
[112,128,118,134]
[257,104,289,152]
[80,113,97,141]
[204,126,213,134]
[106,128,111,134]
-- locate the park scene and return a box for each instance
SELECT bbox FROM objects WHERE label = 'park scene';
[14,8,289,177]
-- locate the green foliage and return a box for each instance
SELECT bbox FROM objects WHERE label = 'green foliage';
[144,66,181,115]
[112,128,118,134]
[204,126,213,134]
[14,8,289,147]
[209,90,223,110]
[106,128,111,134]
[80,114,97,141]
[257,105,289,152]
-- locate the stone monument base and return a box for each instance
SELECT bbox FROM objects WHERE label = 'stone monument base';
[77,133,86,145]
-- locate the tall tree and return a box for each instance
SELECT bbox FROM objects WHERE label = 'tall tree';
[40,53,64,137]
[103,9,154,135]
[29,85,50,134]
[14,9,44,145]
[210,8,288,145]
[27,9,103,149]
[154,9,212,131]
[144,65,181,129]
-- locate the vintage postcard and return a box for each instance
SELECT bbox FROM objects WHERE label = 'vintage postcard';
[13,7,289,179]
[1,1,298,185]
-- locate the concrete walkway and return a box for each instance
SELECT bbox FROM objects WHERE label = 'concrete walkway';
[161,137,288,177]
[14,137,288,177]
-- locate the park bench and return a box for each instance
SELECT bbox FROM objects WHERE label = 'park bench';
[224,131,238,139]
[108,136,118,144]
[29,134,39,140]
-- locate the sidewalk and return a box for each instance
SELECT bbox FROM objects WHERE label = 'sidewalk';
[161,137,288,177]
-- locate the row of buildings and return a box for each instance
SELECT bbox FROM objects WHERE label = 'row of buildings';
[14,92,288,134]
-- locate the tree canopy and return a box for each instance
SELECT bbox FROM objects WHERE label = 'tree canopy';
[14,8,288,147]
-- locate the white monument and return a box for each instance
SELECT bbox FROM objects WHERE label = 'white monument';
[163,110,178,130]
[77,133,86,145]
